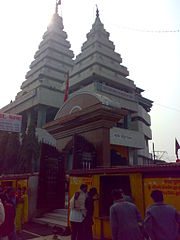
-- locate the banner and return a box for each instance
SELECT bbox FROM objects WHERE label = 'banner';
[0,112,22,132]
[144,177,180,212]
[64,71,69,102]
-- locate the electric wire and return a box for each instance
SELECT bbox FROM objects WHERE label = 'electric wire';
[105,19,180,33]
[154,102,180,113]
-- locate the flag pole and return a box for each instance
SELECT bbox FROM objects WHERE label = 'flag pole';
[64,71,69,102]
[55,0,61,14]
[175,138,180,160]
[152,142,155,162]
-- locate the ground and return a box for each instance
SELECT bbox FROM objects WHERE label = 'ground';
[18,222,70,240]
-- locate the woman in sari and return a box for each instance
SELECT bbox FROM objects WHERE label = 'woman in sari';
[15,188,24,233]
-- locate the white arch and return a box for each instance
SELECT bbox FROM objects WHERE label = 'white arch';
[55,91,121,120]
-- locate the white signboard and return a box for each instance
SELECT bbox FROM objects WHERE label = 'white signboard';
[97,83,135,101]
[0,112,22,132]
[110,127,145,149]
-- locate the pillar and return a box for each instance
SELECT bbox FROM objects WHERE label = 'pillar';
[37,105,47,128]
[96,127,111,167]
[27,111,32,129]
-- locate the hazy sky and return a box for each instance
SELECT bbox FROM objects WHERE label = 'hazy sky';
[0,0,180,161]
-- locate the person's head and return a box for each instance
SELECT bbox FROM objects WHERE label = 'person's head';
[6,187,15,199]
[119,189,125,195]
[80,184,88,193]
[0,193,7,204]
[22,187,27,194]
[0,186,3,195]
[151,190,163,202]
[112,189,123,201]
[89,187,98,197]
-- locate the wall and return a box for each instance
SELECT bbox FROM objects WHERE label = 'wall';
[143,177,180,213]
[28,174,39,219]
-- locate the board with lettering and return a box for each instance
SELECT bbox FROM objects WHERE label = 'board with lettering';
[0,112,22,132]
[144,177,180,212]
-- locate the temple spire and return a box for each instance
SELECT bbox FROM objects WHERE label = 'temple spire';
[55,0,61,14]
[96,5,99,18]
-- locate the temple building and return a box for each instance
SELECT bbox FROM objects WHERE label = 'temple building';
[1,5,153,165]
[1,9,74,145]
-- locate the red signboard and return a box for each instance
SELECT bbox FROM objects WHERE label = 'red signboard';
[0,112,22,132]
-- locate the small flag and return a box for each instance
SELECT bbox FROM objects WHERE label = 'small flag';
[64,71,69,102]
[175,138,180,158]
[55,0,61,14]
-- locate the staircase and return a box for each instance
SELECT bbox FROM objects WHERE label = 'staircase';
[33,208,68,230]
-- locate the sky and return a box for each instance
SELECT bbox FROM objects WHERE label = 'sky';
[0,0,180,162]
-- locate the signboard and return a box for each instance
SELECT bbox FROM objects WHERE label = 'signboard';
[70,176,92,187]
[0,112,22,132]
[96,82,135,101]
[69,176,92,200]
[110,127,145,149]
[144,177,180,212]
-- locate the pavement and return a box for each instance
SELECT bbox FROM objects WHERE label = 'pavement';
[23,235,70,240]
[25,236,70,240]
[18,222,71,240]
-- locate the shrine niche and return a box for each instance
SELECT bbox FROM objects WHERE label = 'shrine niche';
[63,134,96,170]
[44,92,127,169]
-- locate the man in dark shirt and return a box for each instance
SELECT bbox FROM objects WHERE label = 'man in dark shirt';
[110,189,143,240]
[144,190,180,240]
[83,187,98,240]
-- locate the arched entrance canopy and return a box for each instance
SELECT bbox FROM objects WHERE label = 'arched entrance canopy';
[44,91,127,168]
[55,91,124,120]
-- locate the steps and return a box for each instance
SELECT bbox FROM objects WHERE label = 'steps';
[33,208,69,229]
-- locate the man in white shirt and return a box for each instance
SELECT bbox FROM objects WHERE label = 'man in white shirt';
[70,184,88,240]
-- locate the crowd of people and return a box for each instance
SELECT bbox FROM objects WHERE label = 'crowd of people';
[0,186,28,240]
[70,185,180,240]
[1,183,180,240]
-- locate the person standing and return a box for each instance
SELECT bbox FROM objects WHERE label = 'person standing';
[5,187,17,240]
[69,184,88,240]
[144,190,180,240]
[83,187,98,240]
[15,187,24,233]
[119,189,134,203]
[0,198,5,227]
[21,187,28,225]
[110,189,143,240]
[0,195,14,240]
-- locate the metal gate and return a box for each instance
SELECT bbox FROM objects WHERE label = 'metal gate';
[37,143,65,210]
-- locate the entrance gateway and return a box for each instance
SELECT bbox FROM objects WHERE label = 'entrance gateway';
[44,91,128,209]
[44,91,128,171]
